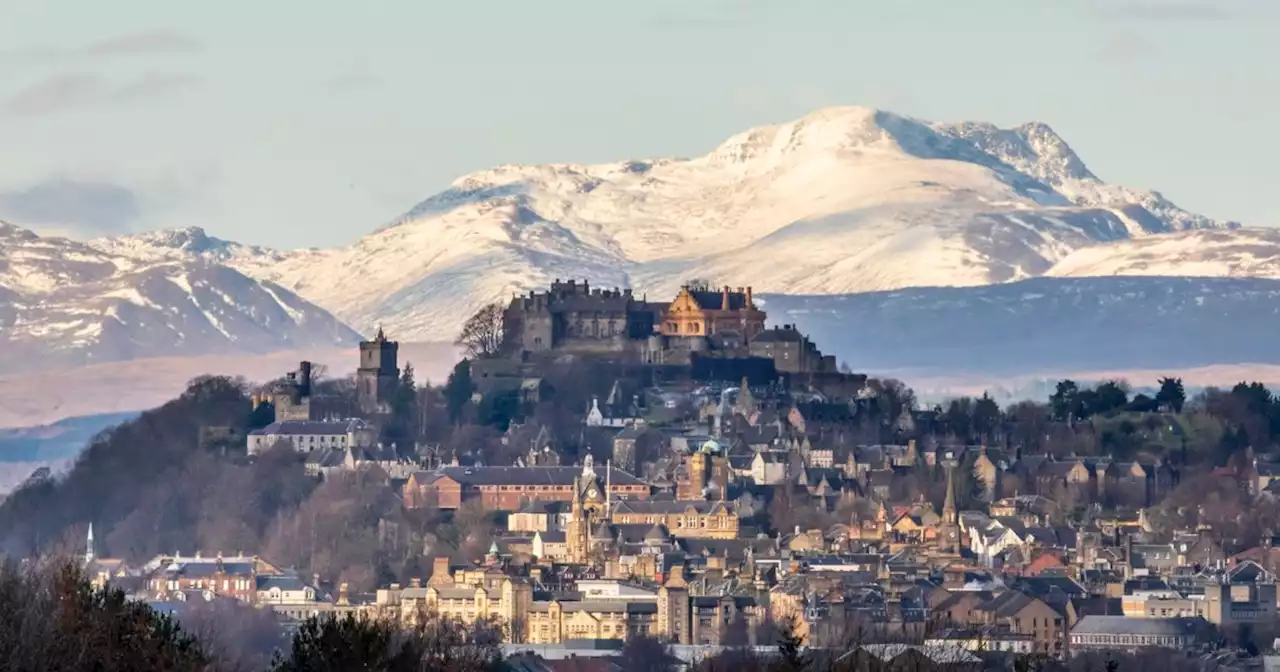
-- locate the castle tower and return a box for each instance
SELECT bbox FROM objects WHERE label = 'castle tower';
[357,327,400,414]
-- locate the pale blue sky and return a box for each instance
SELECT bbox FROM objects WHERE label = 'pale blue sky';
[0,0,1276,249]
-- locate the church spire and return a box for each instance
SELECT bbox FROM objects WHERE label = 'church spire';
[942,462,958,525]
[85,522,95,566]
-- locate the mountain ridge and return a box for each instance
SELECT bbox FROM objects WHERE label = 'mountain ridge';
[0,220,361,374]
[78,105,1237,341]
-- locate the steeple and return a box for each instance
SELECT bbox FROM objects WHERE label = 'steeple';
[84,522,95,566]
[943,462,958,525]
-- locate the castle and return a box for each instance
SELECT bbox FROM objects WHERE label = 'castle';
[504,280,770,365]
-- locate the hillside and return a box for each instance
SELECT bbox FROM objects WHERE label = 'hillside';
[1046,228,1280,279]
[0,222,361,374]
[760,275,1280,376]
[89,106,1235,341]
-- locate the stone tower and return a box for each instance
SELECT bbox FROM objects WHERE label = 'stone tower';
[357,328,399,414]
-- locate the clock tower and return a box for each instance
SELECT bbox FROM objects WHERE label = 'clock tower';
[566,457,606,564]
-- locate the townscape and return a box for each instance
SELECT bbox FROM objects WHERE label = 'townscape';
[7,279,1280,670]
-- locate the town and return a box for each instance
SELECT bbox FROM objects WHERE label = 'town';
[7,278,1274,671]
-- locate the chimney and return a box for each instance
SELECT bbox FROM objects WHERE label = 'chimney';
[746,286,753,307]
[431,556,451,584]
[337,582,350,606]
[410,577,421,588]
[721,286,730,310]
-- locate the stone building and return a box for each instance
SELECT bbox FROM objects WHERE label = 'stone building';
[748,324,836,374]
[660,285,766,341]
[357,328,399,414]
[403,464,649,511]
[504,280,664,355]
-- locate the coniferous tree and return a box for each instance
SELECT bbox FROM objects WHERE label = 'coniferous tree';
[445,359,473,426]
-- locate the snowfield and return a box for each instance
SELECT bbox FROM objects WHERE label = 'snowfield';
[0,223,360,374]
[81,106,1242,342]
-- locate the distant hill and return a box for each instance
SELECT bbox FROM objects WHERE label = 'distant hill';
[759,275,1280,377]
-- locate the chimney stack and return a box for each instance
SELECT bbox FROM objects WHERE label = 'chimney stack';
[746,286,754,307]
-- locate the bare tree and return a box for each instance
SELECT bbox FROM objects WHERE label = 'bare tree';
[455,303,506,360]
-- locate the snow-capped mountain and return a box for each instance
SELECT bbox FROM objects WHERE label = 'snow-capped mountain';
[761,276,1280,376]
[1046,228,1280,279]
[0,222,361,374]
[87,106,1241,342]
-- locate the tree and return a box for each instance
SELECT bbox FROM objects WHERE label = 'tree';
[618,634,677,672]
[1157,377,1187,413]
[1092,380,1129,416]
[0,558,207,671]
[272,610,503,672]
[455,303,505,360]
[774,616,809,672]
[1050,380,1080,421]
[444,359,474,426]
[972,392,1001,441]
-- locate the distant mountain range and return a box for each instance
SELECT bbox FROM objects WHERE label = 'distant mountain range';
[3,105,1278,380]
[0,223,360,374]
[759,276,1280,376]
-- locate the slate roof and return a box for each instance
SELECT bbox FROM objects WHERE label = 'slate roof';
[417,466,645,487]
[1071,615,1207,636]
[249,419,369,436]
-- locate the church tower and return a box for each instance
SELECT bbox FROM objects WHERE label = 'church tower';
[357,328,400,413]
[939,458,961,555]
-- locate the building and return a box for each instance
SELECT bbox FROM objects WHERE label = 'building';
[1069,615,1208,653]
[608,500,740,539]
[748,324,836,374]
[403,464,649,511]
[143,553,283,603]
[247,419,376,456]
[660,285,765,341]
[259,361,315,421]
[378,560,532,637]
[504,280,664,355]
[357,328,399,413]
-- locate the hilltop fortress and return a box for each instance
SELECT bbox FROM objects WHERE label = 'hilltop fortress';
[502,279,835,375]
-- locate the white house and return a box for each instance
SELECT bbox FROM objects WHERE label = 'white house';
[247,419,376,456]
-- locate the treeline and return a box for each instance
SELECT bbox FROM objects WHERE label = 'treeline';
[922,377,1280,466]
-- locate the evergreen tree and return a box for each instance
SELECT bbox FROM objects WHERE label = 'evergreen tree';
[445,359,474,426]
[1156,376,1186,413]
[972,392,1001,440]
[1049,380,1080,421]
[774,617,809,672]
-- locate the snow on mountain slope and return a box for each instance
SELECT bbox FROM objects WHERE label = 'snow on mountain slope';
[0,222,361,374]
[1046,228,1280,279]
[92,106,1236,340]
[760,276,1280,376]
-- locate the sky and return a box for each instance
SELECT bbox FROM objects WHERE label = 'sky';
[0,0,1277,249]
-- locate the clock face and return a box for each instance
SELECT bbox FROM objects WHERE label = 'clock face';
[588,488,599,498]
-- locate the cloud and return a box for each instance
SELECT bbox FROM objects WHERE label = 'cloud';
[4,72,199,116]
[0,179,144,235]
[0,30,200,65]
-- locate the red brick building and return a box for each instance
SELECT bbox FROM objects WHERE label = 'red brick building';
[404,466,649,510]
